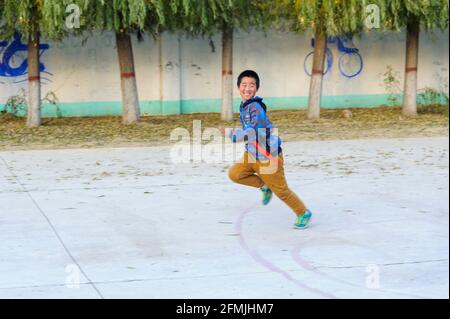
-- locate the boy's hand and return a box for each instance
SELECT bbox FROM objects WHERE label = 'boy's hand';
[218,125,226,136]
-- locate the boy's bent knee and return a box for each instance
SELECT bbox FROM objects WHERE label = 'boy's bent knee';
[228,167,240,183]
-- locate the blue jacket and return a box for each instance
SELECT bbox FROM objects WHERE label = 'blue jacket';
[229,96,282,160]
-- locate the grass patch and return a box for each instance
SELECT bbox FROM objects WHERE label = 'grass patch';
[417,104,449,115]
[0,106,448,151]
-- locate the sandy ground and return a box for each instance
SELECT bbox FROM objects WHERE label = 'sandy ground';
[0,136,448,298]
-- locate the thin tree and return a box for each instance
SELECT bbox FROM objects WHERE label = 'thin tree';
[0,0,87,127]
[175,0,267,121]
[1,0,47,127]
[278,0,366,120]
[43,0,172,125]
[87,0,187,124]
[378,0,449,116]
[77,0,148,125]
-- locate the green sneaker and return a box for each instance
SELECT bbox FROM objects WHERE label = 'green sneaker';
[260,185,273,205]
[294,209,312,229]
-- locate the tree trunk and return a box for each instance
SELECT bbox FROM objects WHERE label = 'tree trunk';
[26,31,41,127]
[306,30,327,120]
[221,27,233,121]
[402,18,420,116]
[115,31,140,124]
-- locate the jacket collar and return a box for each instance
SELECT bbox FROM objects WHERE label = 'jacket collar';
[240,96,263,110]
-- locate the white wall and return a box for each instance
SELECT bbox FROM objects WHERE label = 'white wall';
[0,28,448,114]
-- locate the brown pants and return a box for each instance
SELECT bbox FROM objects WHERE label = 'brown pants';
[228,151,307,216]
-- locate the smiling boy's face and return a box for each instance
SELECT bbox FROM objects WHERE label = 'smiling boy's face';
[238,76,258,102]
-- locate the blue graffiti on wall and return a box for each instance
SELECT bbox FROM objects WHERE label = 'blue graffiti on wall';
[304,36,363,78]
[0,33,52,84]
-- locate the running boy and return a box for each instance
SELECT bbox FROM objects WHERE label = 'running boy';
[220,70,312,229]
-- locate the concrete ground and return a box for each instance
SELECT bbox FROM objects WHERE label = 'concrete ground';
[0,136,448,299]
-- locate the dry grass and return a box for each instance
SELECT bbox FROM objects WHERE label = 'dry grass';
[0,105,448,151]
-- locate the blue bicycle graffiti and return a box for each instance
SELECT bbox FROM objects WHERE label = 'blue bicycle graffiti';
[304,36,363,78]
[0,33,52,84]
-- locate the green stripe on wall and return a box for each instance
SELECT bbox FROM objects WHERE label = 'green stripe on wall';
[0,93,437,117]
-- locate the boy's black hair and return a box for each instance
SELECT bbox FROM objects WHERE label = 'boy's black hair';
[237,70,260,90]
